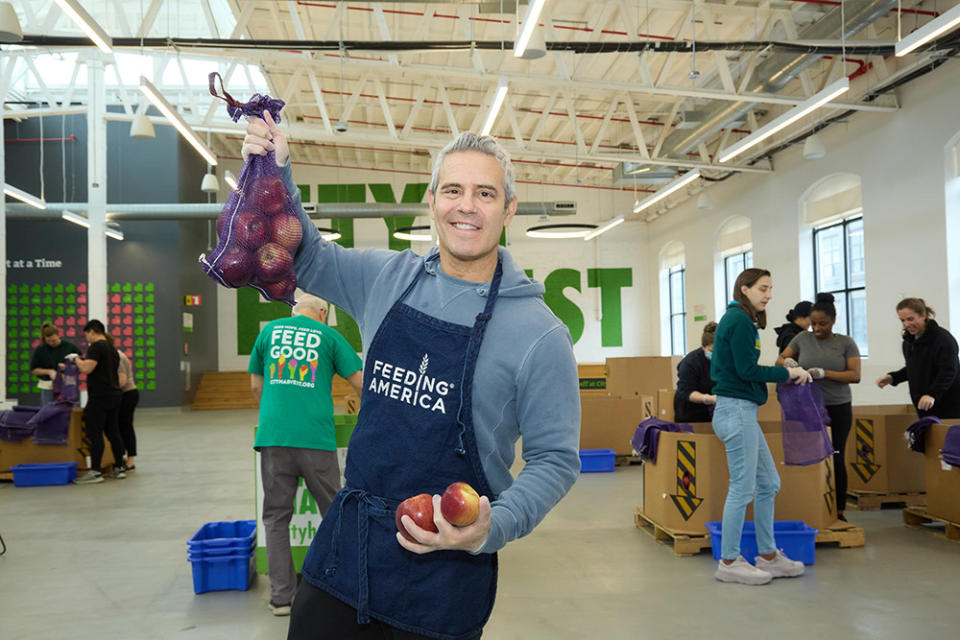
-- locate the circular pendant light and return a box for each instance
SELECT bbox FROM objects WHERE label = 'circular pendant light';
[392,225,433,242]
[316,227,342,241]
[525,223,597,239]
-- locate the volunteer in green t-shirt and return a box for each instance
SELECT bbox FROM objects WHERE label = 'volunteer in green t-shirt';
[29,323,81,404]
[248,294,363,617]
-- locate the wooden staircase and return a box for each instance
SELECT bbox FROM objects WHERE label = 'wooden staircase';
[190,371,360,411]
[191,371,257,410]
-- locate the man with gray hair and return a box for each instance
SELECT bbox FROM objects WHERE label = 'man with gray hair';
[248,292,363,617]
[243,114,580,640]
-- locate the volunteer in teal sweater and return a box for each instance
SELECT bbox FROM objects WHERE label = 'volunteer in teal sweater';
[710,268,812,586]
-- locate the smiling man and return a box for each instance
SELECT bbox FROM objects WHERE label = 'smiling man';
[242,118,580,640]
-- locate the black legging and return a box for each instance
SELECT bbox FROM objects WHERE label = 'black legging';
[83,394,124,471]
[825,402,852,513]
[119,388,140,457]
[288,580,482,640]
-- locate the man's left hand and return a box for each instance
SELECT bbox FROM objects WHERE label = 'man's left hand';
[918,395,936,411]
[396,495,491,554]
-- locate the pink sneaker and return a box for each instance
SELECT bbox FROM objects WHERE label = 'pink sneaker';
[754,549,805,578]
[714,556,772,585]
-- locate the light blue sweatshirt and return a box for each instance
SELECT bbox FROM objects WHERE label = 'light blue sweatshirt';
[278,163,581,554]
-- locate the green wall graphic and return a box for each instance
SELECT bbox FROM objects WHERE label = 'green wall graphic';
[6,281,158,395]
[233,183,635,355]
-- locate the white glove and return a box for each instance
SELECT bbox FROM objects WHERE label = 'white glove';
[782,358,799,368]
[64,353,79,361]
[807,367,825,380]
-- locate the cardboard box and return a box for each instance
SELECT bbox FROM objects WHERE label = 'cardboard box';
[640,394,656,420]
[579,395,648,456]
[641,422,727,534]
[604,356,680,399]
[760,431,840,532]
[847,405,925,494]
[0,408,115,472]
[924,424,960,523]
[757,384,782,422]
[657,389,675,422]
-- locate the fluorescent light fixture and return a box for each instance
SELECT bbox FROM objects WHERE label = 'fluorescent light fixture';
[895,3,960,56]
[718,78,849,163]
[633,170,700,214]
[105,227,124,241]
[392,225,433,242]
[224,170,238,190]
[62,210,90,228]
[526,223,597,239]
[139,76,218,166]
[514,0,548,58]
[4,183,47,209]
[480,77,509,136]
[583,215,625,241]
[320,231,342,241]
[53,0,112,54]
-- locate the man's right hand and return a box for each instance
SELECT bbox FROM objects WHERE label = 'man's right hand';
[241,110,289,166]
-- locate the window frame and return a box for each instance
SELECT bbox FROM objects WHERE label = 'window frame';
[723,249,754,301]
[668,264,687,356]
[813,213,867,355]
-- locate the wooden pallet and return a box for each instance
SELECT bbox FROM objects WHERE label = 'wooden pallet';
[847,490,926,511]
[814,523,866,548]
[615,454,642,467]
[634,508,714,556]
[903,506,960,542]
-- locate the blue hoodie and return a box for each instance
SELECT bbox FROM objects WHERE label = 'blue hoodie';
[279,163,581,554]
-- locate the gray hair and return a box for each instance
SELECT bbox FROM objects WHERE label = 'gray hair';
[429,132,516,204]
[293,295,329,318]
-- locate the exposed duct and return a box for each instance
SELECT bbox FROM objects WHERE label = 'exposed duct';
[660,0,900,158]
[3,200,576,220]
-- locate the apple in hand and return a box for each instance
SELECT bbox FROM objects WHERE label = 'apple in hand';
[440,481,480,527]
[395,493,438,543]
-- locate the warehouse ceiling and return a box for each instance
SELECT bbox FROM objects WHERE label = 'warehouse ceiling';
[2,0,958,199]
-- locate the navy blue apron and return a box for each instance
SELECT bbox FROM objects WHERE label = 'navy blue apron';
[300,255,502,640]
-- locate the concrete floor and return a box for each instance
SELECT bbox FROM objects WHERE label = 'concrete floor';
[2,407,959,640]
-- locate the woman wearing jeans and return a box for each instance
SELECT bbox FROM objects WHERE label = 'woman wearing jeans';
[711,268,812,585]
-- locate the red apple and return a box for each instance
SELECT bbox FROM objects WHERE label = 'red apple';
[218,245,255,287]
[254,243,293,283]
[263,276,297,303]
[271,213,302,252]
[233,210,270,249]
[440,481,480,527]
[395,493,438,543]
[250,175,288,217]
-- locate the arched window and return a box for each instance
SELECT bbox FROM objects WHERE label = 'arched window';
[716,216,753,315]
[802,174,868,354]
[660,241,686,356]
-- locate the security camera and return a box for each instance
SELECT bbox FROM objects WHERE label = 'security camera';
[334,120,348,133]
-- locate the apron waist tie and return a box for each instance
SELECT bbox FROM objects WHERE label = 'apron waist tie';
[325,487,390,625]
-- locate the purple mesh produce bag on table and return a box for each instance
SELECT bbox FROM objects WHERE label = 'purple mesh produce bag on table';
[777,382,835,466]
[199,72,301,305]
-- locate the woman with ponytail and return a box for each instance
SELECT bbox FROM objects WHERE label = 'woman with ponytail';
[777,292,861,521]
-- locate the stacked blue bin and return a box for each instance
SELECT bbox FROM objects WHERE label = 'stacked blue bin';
[187,520,257,594]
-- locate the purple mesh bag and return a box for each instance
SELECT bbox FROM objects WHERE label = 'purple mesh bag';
[777,382,835,466]
[199,72,299,305]
[53,359,80,404]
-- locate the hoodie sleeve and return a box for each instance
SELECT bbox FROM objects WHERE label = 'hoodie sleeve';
[927,329,960,401]
[278,161,395,321]
[476,324,581,554]
[729,316,790,384]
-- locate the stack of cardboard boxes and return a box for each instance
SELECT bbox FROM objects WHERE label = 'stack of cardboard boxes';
[579,356,679,455]
[846,405,926,496]
[923,424,960,524]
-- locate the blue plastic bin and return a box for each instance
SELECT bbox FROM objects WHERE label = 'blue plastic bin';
[187,520,256,550]
[579,449,616,473]
[705,521,818,565]
[187,552,256,594]
[186,539,256,558]
[10,462,77,487]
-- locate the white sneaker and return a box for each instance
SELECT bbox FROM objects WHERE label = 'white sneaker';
[269,601,291,616]
[714,556,772,585]
[754,549,805,578]
[74,471,104,485]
